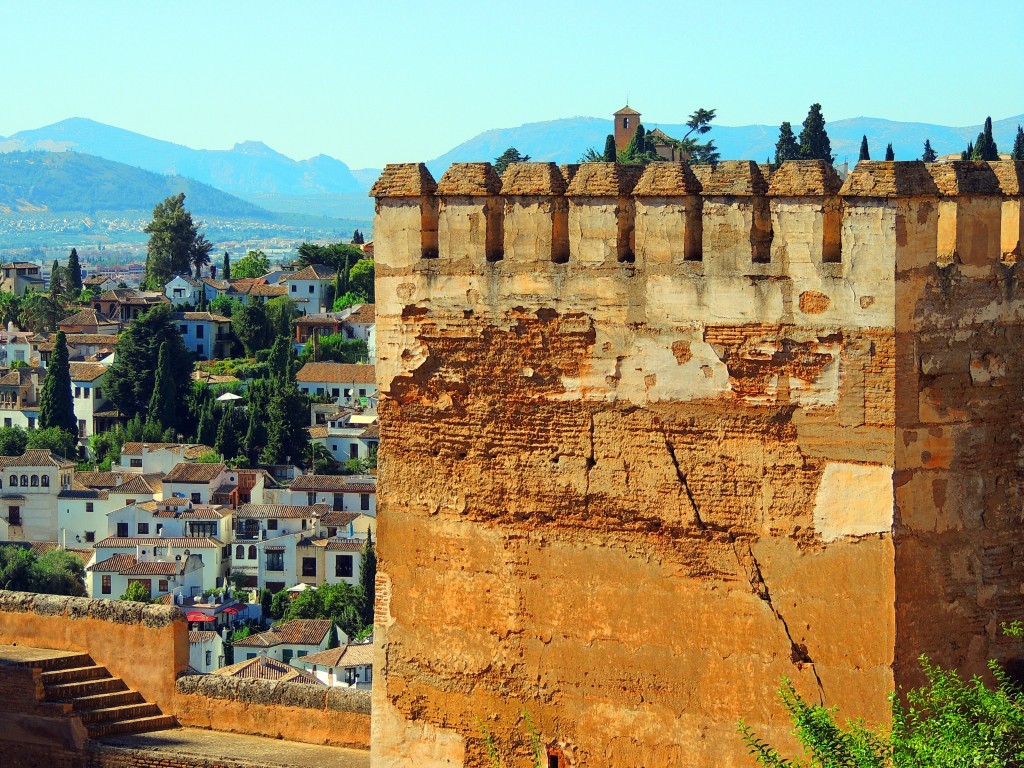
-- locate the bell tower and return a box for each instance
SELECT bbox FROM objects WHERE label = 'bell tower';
[614,105,641,150]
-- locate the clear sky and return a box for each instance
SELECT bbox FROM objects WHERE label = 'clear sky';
[1,0,1022,169]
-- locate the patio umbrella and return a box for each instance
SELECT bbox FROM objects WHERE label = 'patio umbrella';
[187,612,215,623]
[221,606,240,615]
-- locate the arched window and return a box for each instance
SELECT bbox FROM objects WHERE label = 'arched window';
[20,475,28,487]
[235,545,244,560]
[41,476,49,487]
[248,545,257,560]
[9,476,17,487]
[30,475,38,487]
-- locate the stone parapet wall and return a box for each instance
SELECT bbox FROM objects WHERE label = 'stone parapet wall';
[0,591,187,714]
[370,159,1024,767]
[174,675,371,749]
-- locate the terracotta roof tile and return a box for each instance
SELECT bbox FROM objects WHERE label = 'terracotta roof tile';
[69,362,108,382]
[235,503,329,520]
[164,463,227,484]
[189,631,219,644]
[345,304,375,324]
[325,537,365,553]
[213,655,324,685]
[119,443,212,459]
[0,449,76,468]
[110,474,162,495]
[298,643,373,668]
[296,362,375,385]
[87,552,184,574]
[289,475,376,493]
[319,511,360,527]
[72,471,141,489]
[287,264,336,281]
[233,619,333,648]
[93,536,223,548]
[171,312,231,322]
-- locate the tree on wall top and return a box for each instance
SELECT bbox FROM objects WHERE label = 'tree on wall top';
[775,122,801,164]
[884,143,895,161]
[970,116,1000,161]
[798,104,833,162]
[859,135,870,161]
[922,139,938,162]
[1011,126,1024,161]
[493,147,531,175]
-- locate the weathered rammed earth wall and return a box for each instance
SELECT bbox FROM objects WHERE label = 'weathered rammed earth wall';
[370,159,1024,767]
[175,675,371,749]
[0,590,188,713]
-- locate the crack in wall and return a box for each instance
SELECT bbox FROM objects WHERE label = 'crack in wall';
[733,540,825,704]
[663,436,706,530]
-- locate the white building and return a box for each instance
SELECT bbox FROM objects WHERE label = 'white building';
[58,471,163,546]
[0,367,41,430]
[90,534,226,592]
[295,362,376,406]
[232,618,334,664]
[0,450,75,542]
[172,312,232,360]
[284,264,336,314]
[162,462,237,506]
[189,630,226,673]
[0,325,34,367]
[69,362,111,443]
[116,443,213,473]
[165,275,203,307]
[86,551,204,601]
[308,411,378,463]
[292,643,373,689]
[274,474,376,516]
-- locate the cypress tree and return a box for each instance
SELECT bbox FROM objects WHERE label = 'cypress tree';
[798,103,833,162]
[859,135,870,162]
[197,399,218,447]
[972,116,999,161]
[884,143,895,161]
[66,248,83,294]
[1011,126,1024,161]
[215,405,245,460]
[148,341,177,430]
[39,330,77,439]
[351,230,365,245]
[222,252,230,282]
[359,531,377,626]
[603,134,617,162]
[49,260,63,298]
[922,140,938,162]
[774,122,801,164]
[961,141,974,162]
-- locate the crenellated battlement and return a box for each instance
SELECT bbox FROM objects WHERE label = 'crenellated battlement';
[372,159,1024,279]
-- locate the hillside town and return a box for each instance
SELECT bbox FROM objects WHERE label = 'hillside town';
[0,232,379,689]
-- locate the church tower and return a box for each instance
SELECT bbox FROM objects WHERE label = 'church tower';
[613,105,640,150]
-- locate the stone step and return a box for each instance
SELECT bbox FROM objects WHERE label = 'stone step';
[85,714,177,739]
[4,652,94,672]
[40,665,110,685]
[45,676,127,700]
[79,702,160,725]
[68,690,144,711]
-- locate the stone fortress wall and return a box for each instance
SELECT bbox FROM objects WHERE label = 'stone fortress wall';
[370,159,1024,767]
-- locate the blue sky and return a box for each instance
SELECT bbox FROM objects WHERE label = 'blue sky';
[1,0,1022,169]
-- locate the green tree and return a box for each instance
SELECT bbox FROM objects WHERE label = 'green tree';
[298,334,367,365]
[142,193,213,288]
[210,295,242,318]
[579,147,605,162]
[66,248,83,294]
[19,291,64,332]
[798,103,833,162]
[49,260,64,298]
[333,291,365,312]
[922,139,938,162]
[0,545,86,596]
[265,296,298,342]
[196,399,218,448]
[349,259,375,303]
[359,532,376,626]
[351,229,365,245]
[215,404,246,461]
[603,134,617,162]
[232,250,270,279]
[26,427,78,457]
[0,425,28,457]
[148,341,177,430]
[0,291,20,326]
[279,581,367,639]
[222,251,231,282]
[1011,126,1024,161]
[296,243,364,276]
[885,143,895,161]
[39,330,77,437]
[261,382,308,466]
[120,581,152,602]
[232,301,271,356]
[775,122,801,164]
[971,116,1000,161]
[858,135,870,161]
[493,147,531,175]
[106,305,193,423]
[962,141,975,161]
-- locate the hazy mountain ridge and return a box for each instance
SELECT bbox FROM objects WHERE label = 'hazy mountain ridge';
[0,118,365,197]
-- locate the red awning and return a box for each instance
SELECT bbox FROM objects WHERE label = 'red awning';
[221,606,240,615]
[186,612,214,622]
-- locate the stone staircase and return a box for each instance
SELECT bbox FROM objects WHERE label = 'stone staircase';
[26,651,176,738]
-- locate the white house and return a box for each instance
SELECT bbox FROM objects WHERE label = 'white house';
[58,471,162,546]
[292,643,373,689]
[0,367,42,430]
[283,264,336,314]
[0,450,75,542]
[116,443,213,473]
[343,304,375,361]
[108,499,230,542]
[295,362,376,406]
[165,275,203,307]
[69,362,111,443]
[212,654,323,685]
[0,325,34,367]
[189,630,226,673]
[85,551,204,601]
[90,534,227,592]
[161,462,237,506]
[232,619,334,664]
[308,411,378,463]
[273,474,376,516]
[172,312,233,360]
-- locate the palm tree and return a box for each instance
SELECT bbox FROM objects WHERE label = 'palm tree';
[189,234,213,278]
[0,291,21,327]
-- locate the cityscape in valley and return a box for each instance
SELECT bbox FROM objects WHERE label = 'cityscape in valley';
[2,4,1024,768]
